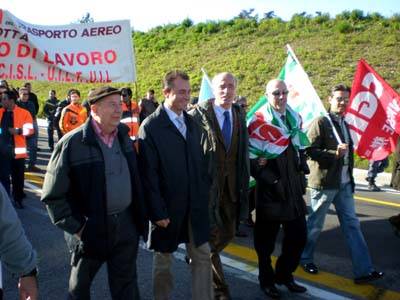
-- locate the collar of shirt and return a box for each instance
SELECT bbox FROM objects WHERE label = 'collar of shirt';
[330,112,345,123]
[213,104,233,131]
[91,118,118,148]
[164,103,185,129]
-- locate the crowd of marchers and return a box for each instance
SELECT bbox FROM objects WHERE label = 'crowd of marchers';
[1,72,400,300]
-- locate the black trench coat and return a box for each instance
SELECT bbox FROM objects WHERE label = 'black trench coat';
[138,104,210,253]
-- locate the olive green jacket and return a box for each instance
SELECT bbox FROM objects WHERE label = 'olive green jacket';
[307,114,355,191]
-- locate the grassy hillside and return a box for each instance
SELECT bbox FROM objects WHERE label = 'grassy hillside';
[7,10,400,169]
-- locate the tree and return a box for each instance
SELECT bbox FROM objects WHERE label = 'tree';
[237,8,256,20]
[263,11,276,19]
[78,13,94,24]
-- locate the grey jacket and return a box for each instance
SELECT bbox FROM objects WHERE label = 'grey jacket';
[0,184,37,276]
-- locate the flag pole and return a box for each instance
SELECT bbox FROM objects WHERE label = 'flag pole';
[201,67,213,86]
[285,44,343,145]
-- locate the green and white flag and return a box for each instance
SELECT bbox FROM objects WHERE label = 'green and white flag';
[277,45,327,129]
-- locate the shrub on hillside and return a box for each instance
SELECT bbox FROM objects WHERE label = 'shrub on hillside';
[336,21,353,33]
[312,13,331,25]
[181,18,193,28]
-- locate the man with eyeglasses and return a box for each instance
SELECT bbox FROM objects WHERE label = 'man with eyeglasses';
[249,79,309,299]
[42,86,147,299]
[300,84,384,284]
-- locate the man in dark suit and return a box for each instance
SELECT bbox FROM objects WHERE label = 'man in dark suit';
[139,70,213,300]
[190,72,249,300]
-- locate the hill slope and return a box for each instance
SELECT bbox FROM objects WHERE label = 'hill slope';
[6,12,400,169]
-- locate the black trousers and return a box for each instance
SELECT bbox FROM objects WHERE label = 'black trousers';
[47,120,62,149]
[254,212,307,287]
[0,157,25,202]
[68,209,140,300]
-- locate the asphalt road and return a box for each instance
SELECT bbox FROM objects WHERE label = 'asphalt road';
[2,127,400,300]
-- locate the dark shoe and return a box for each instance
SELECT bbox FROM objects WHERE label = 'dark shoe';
[354,271,384,284]
[14,200,24,209]
[36,147,42,151]
[277,280,307,293]
[216,296,231,300]
[235,229,248,237]
[27,165,41,172]
[368,183,381,191]
[389,214,400,233]
[215,293,231,300]
[260,285,280,299]
[302,263,319,274]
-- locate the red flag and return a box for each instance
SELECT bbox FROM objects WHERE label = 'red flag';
[345,59,400,160]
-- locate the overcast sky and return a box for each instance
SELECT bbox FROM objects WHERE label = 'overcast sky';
[2,0,399,31]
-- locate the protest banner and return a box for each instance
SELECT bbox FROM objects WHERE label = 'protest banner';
[0,9,136,83]
[345,59,400,160]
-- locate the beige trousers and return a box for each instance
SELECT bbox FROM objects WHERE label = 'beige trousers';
[153,224,213,300]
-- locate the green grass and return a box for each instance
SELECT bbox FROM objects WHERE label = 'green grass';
[6,11,400,170]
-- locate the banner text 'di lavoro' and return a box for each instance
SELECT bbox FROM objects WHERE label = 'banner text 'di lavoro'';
[0,10,136,83]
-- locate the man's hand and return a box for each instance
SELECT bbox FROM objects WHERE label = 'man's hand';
[8,128,19,135]
[336,143,348,158]
[18,276,38,300]
[75,223,86,240]
[156,219,170,228]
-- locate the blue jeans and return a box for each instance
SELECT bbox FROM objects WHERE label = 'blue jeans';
[300,183,374,277]
[367,158,389,180]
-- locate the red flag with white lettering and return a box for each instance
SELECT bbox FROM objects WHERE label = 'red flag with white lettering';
[345,59,400,160]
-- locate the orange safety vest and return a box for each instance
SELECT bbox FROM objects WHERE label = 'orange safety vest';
[0,106,34,159]
[59,103,87,134]
[121,101,140,141]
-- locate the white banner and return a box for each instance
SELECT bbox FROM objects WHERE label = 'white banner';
[0,9,136,83]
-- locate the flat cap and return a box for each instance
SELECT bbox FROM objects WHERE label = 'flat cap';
[88,86,121,104]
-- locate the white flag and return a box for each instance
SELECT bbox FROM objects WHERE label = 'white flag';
[278,45,327,129]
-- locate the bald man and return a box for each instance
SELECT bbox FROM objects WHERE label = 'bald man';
[249,79,309,298]
[190,72,249,300]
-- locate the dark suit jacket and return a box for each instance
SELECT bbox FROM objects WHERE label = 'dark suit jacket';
[138,104,210,252]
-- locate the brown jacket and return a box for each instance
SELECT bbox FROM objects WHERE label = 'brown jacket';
[190,100,250,227]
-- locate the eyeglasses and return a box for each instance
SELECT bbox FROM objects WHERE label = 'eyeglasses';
[270,90,289,97]
[333,96,349,103]
[22,94,29,96]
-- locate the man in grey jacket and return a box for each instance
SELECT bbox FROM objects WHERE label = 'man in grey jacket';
[0,183,38,299]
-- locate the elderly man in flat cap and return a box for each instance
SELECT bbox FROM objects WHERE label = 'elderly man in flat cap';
[42,86,147,300]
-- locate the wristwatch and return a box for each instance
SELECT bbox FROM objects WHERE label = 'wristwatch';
[21,267,38,277]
